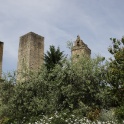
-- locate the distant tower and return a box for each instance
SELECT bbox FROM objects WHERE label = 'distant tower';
[0,42,3,78]
[72,35,91,60]
[17,32,44,81]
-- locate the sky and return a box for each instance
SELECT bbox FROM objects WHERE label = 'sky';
[0,0,124,73]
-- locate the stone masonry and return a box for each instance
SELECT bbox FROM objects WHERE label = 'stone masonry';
[0,42,3,78]
[17,32,44,81]
[72,35,91,60]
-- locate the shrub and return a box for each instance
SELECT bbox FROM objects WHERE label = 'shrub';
[115,105,124,123]
[98,108,117,122]
[30,112,118,124]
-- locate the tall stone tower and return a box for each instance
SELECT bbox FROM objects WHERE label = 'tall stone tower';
[17,32,44,81]
[72,35,91,60]
[0,42,3,78]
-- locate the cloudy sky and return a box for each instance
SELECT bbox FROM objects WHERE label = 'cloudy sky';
[0,0,124,72]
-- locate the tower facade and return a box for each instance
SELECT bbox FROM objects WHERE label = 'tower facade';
[72,35,91,60]
[0,42,3,78]
[17,32,44,80]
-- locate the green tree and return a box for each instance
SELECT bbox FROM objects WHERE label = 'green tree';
[0,73,15,123]
[107,37,124,106]
[46,55,106,113]
[44,45,64,70]
[0,55,109,123]
[0,69,49,123]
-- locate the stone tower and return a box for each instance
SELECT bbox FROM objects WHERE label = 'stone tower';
[0,42,3,78]
[17,32,44,81]
[72,35,91,60]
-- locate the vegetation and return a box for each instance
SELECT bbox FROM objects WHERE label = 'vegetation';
[44,45,64,70]
[0,37,124,124]
[107,37,124,106]
[106,37,124,123]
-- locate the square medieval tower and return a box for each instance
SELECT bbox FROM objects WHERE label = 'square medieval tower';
[17,32,44,81]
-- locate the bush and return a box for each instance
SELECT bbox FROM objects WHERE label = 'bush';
[30,112,118,124]
[98,108,116,122]
[0,117,14,124]
[87,108,100,121]
[1,56,120,123]
[115,105,124,123]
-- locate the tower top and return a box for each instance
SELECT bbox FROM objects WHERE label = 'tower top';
[72,35,91,59]
[20,32,44,41]
[74,35,86,47]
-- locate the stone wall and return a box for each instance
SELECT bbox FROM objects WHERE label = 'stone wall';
[17,32,44,81]
[0,42,3,78]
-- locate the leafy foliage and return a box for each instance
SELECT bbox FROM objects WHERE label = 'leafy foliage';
[106,37,124,106]
[0,37,124,123]
[0,55,108,123]
[115,104,124,123]
[44,45,64,70]
[98,108,116,122]
[47,56,106,112]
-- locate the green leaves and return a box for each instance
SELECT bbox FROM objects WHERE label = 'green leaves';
[1,40,123,123]
[106,36,124,106]
[44,45,65,71]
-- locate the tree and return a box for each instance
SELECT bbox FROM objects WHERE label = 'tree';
[0,55,108,123]
[44,45,64,70]
[46,55,106,113]
[107,37,124,106]
[0,73,15,123]
[0,70,48,123]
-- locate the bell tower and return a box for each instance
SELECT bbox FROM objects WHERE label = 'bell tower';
[72,35,91,60]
